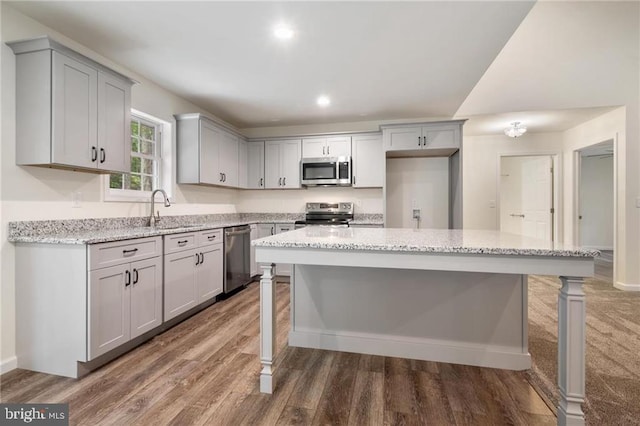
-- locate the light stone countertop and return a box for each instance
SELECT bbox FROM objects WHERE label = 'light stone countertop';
[7,213,384,245]
[252,227,599,258]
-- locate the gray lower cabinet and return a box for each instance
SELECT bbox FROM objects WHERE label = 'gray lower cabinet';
[164,229,223,321]
[88,255,162,359]
[15,236,162,378]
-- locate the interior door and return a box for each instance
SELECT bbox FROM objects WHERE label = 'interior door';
[500,156,553,240]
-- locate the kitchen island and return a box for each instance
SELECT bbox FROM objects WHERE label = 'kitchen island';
[254,227,598,426]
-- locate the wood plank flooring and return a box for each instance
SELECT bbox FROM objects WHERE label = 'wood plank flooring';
[0,280,555,425]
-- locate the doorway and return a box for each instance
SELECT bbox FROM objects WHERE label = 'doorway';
[576,140,614,283]
[499,155,557,241]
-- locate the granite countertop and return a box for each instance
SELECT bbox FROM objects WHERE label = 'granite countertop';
[252,227,600,258]
[8,213,384,245]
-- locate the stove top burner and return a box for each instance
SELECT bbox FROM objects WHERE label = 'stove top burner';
[296,201,354,227]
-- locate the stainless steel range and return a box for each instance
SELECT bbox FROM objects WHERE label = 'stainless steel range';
[294,202,354,229]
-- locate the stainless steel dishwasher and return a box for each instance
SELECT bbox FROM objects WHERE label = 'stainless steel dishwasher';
[224,225,251,294]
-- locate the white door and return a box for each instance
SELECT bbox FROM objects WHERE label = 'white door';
[500,156,553,241]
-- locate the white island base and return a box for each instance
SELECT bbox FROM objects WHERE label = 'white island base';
[255,228,595,425]
[289,265,531,370]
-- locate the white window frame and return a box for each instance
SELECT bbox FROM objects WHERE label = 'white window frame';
[104,109,173,203]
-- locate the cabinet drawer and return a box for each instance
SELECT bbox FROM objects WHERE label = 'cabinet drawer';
[89,236,161,270]
[164,232,198,254]
[198,229,222,247]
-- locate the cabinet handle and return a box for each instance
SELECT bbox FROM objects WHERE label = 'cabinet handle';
[208,235,216,241]
[260,177,263,187]
[177,240,188,246]
[327,146,330,155]
[100,148,105,163]
[418,136,421,147]
[278,177,282,186]
[195,253,200,266]
[271,226,274,235]
[323,146,326,155]
[91,146,98,162]
[283,177,286,186]
[223,173,226,182]
[219,173,223,182]
[353,175,356,185]
[132,269,138,284]
[422,137,427,146]
[200,253,204,264]
[125,270,131,287]
[123,248,138,256]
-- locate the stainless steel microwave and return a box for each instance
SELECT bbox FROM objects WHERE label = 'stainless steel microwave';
[300,156,352,186]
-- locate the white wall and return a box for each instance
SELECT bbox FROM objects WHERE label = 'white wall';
[0,4,243,371]
[385,158,449,229]
[562,107,629,289]
[579,155,614,249]
[462,132,563,231]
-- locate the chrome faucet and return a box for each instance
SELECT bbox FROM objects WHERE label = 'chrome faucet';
[149,189,171,227]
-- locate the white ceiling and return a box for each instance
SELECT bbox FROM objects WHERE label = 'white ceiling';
[6,1,635,135]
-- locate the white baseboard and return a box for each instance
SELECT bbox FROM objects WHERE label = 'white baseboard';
[289,330,531,371]
[614,281,640,291]
[0,356,17,374]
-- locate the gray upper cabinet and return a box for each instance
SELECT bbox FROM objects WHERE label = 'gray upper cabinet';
[352,134,383,188]
[382,121,464,155]
[302,136,351,158]
[175,113,240,188]
[8,36,134,174]
[247,141,265,189]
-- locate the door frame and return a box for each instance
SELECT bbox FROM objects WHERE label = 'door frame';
[496,152,561,242]
[574,137,617,284]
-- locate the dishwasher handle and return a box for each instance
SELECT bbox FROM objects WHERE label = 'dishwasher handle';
[224,227,251,237]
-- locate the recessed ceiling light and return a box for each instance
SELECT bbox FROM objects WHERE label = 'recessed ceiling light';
[273,25,294,40]
[317,95,330,107]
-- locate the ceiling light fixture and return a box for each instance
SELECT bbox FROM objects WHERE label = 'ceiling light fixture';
[317,95,330,107]
[273,25,294,40]
[504,122,527,138]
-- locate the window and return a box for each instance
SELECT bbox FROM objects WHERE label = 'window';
[105,110,171,202]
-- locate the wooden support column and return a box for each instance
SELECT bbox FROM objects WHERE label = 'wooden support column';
[260,263,276,394]
[557,276,586,425]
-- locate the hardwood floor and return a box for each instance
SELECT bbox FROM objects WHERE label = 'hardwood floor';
[1,281,555,425]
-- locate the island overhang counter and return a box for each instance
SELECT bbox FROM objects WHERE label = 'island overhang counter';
[254,227,598,426]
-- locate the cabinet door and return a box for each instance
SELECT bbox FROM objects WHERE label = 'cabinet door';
[280,141,301,188]
[264,141,282,189]
[200,120,221,185]
[326,137,351,157]
[51,51,98,169]
[384,126,422,151]
[422,126,460,150]
[88,264,130,359]
[130,257,162,339]
[97,71,131,173]
[164,249,198,321]
[302,137,326,158]
[220,131,239,187]
[247,142,265,189]
[274,224,293,276]
[238,138,248,189]
[257,223,275,238]
[196,245,223,303]
[353,135,383,188]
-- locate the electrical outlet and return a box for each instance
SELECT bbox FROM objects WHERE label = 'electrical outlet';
[412,209,421,219]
